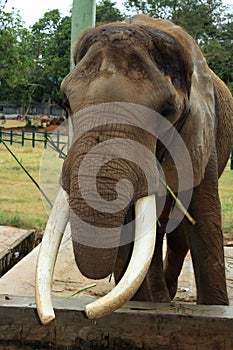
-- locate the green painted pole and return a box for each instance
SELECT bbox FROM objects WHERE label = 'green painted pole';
[70,0,96,69]
[68,0,96,148]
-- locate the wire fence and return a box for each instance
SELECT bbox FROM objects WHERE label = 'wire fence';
[0,127,68,150]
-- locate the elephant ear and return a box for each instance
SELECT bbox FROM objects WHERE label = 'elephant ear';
[129,15,216,191]
[164,23,216,190]
[178,49,216,188]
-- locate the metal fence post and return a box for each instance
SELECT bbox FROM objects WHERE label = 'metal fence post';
[22,129,25,147]
[32,130,35,148]
[44,131,48,149]
[10,130,13,145]
[56,129,60,149]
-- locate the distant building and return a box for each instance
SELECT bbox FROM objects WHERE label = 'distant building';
[0,101,64,117]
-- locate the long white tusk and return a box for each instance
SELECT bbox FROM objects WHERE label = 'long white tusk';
[35,187,69,325]
[85,194,157,319]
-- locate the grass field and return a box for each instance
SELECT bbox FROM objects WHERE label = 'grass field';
[0,142,232,241]
[0,142,47,231]
[219,162,233,243]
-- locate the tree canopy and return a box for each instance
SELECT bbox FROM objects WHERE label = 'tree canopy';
[0,0,232,115]
[0,4,32,100]
[96,0,124,22]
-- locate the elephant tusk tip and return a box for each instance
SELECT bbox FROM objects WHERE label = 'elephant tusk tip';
[36,296,55,325]
[85,309,93,320]
[84,302,111,320]
[84,304,98,320]
[38,312,55,326]
[38,310,55,326]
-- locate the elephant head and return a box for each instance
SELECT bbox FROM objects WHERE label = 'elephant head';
[36,14,233,324]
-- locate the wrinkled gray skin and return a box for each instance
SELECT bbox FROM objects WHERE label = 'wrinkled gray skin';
[61,14,233,305]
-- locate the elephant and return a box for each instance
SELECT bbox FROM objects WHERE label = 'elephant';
[35,14,233,324]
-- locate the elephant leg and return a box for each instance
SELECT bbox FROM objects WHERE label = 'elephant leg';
[132,225,170,302]
[114,206,134,285]
[114,241,133,284]
[115,228,170,302]
[185,151,228,305]
[164,222,189,299]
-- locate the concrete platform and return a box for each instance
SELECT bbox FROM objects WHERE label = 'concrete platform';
[0,225,114,299]
[0,226,233,349]
[0,226,233,303]
[0,226,35,277]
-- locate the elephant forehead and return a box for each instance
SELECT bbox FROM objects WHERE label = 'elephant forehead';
[75,23,180,65]
[68,22,193,98]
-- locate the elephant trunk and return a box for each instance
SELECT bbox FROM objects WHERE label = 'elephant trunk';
[35,103,160,324]
[68,163,135,279]
[61,105,159,280]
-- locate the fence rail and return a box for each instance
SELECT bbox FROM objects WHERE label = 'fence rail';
[0,126,232,170]
[0,127,68,150]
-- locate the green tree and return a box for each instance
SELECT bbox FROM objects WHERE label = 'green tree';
[0,6,33,103]
[203,11,233,91]
[124,0,223,39]
[96,0,125,23]
[29,10,71,111]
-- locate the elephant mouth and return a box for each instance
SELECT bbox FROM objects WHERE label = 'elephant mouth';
[35,187,157,324]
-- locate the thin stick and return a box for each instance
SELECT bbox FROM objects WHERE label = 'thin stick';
[160,177,196,225]
[67,283,97,298]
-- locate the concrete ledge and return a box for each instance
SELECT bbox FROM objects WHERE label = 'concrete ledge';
[1,228,233,349]
[0,295,233,349]
[0,226,35,277]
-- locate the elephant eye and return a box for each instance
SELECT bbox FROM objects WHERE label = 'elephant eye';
[75,44,90,64]
[75,46,87,65]
[62,94,72,117]
[74,32,98,65]
[149,45,166,75]
[160,103,178,119]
